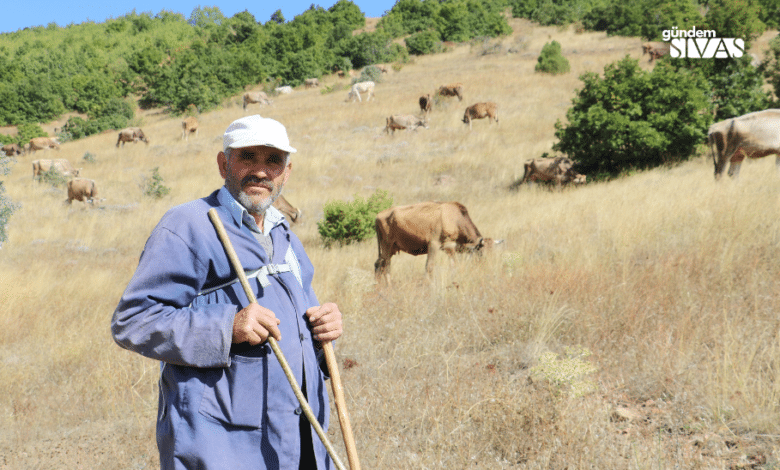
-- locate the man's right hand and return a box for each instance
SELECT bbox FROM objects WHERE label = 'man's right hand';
[232,304,281,345]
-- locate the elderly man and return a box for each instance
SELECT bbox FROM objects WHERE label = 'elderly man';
[112,115,343,469]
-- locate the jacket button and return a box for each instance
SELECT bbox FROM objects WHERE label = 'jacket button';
[294,407,302,415]
[299,333,305,341]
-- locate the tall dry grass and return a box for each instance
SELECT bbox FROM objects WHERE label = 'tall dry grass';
[2,18,780,469]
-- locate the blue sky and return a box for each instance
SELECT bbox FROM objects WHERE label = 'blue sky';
[0,1,396,34]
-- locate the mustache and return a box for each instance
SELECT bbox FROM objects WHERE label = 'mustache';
[241,175,273,190]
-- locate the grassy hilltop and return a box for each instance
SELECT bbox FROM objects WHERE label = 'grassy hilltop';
[2,17,780,469]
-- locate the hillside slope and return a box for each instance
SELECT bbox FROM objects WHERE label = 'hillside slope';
[2,18,780,469]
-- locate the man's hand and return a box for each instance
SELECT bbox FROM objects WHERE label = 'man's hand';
[306,303,343,343]
[232,304,281,345]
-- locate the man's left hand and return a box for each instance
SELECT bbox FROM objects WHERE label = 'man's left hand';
[306,303,343,343]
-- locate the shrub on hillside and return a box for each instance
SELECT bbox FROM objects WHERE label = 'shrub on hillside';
[764,35,780,104]
[318,190,393,247]
[0,158,18,248]
[39,167,69,188]
[553,56,712,178]
[405,30,444,55]
[535,41,570,74]
[142,168,171,199]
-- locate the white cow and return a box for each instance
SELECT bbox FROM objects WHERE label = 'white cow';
[710,109,780,179]
[275,86,293,95]
[346,81,375,102]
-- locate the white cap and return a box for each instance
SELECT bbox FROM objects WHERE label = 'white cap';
[222,115,297,154]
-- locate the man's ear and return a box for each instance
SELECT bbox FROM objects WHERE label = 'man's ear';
[282,162,292,186]
[217,151,228,179]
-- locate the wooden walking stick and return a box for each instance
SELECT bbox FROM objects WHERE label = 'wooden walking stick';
[208,208,347,470]
[323,342,362,470]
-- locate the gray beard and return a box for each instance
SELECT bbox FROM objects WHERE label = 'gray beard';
[237,182,284,217]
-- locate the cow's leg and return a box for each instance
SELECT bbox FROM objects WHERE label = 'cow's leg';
[775,155,780,174]
[426,240,440,278]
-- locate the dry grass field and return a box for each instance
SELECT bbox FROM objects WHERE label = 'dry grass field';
[2,17,780,469]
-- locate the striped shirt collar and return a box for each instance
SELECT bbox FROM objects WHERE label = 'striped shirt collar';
[217,186,286,235]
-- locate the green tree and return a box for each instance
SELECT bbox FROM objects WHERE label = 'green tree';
[0,157,18,248]
[405,30,443,55]
[762,35,780,103]
[535,40,570,74]
[553,56,712,177]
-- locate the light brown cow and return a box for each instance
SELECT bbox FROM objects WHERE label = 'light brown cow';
[28,137,61,154]
[32,159,80,180]
[243,92,272,110]
[519,156,586,188]
[67,178,100,206]
[304,78,320,88]
[462,102,499,130]
[182,117,199,141]
[275,86,293,95]
[419,94,432,114]
[385,114,428,134]
[642,41,670,62]
[2,143,23,156]
[346,81,375,102]
[374,201,501,285]
[437,83,464,101]
[116,127,149,147]
[273,194,302,224]
[709,109,780,179]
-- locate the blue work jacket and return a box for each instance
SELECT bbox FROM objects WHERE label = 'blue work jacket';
[112,188,331,470]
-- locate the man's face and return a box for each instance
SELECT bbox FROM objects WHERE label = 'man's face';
[218,145,291,216]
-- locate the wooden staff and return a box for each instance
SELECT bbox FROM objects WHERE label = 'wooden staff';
[323,342,361,470]
[208,208,347,470]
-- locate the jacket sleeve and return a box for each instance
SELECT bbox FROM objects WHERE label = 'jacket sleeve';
[111,225,236,368]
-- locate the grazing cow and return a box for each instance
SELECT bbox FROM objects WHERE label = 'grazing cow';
[275,86,293,95]
[2,143,22,156]
[28,137,60,154]
[304,78,320,88]
[642,41,670,62]
[346,81,375,102]
[519,156,585,188]
[374,201,501,285]
[67,178,100,206]
[376,64,389,74]
[385,114,429,134]
[181,117,199,141]
[116,127,149,147]
[273,194,302,224]
[710,109,780,179]
[32,159,80,180]
[419,94,432,114]
[462,102,499,130]
[436,83,464,101]
[243,92,272,110]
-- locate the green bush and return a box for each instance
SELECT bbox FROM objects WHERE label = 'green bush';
[39,167,69,188]
[142,167,171,199]
[317,190,393,247]
[553,56,712,177]
[535,40,570,74]
[0,158,18,248]
[405,30,443,55]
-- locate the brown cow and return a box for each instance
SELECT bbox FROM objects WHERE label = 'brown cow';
[462,102,498,130]
[116,127,149,147]
[304,78,320,88]
[28,137,61,154]
[2,143,23,156]
[182,117,199,141]
[519,156,586,188]
[642,41,670,62]
[437,83,464,101]
[67,178,100,206]
[419,94,432,114]
[709,109,780,179]
[32,159,80,180]
[243,91,272,110]
[385,114,429,134]
[273,194,302,224]
[374,201,501,285]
